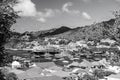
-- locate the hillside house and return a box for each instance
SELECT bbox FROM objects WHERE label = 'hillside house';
[105,73,120,80]
[11,61,21,69]
[100,38,116,45]
[76,40,88,48]
[107,66,120,73]
[21,34,30,41]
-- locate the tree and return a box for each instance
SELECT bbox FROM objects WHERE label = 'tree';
[93,69,115,79]
[0,0,19,79]
[81,74,98,80]
[6,73,18,80]
[108,10,120,41]
[0,0,19,66]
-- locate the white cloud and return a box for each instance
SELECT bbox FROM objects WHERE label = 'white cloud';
[13,0,58,22]
[37,9,56,23]
[13,0,37,16]
[82,12,92,20]
[82,0,91,3]
[37,18,46,23]
[37,9,55,18]
[13,0,82,22]
[62,2,80,15]
[82,0,105,3]
[62,2,72,12]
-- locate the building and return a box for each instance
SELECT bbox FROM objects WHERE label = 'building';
[105,73,120,80]
[11,61,21,69]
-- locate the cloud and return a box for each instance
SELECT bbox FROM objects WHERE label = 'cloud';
[37,9,55,18]
[82,0,91,3]
[37,18,46,23]
[37,9,55,23]
[82,12,92,20]
[13,0,58,22]
[82,0,105,3]
[115,0,120,2]
[13,0,37,16]
[62,2,80,15]
[13,0,81,22]
[62,2,72,12]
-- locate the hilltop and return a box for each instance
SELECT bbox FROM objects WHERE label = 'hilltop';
[6,18,120,49]
[10,18,118,41]
[55,19,116,41]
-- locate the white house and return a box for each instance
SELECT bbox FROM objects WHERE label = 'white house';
[30,63,37,67]
[101,38,116,45]
[105,73,120,80]
[96,45,110,48]
[107,66,120,73]
[11,61,21,69]
[76,40,88,48]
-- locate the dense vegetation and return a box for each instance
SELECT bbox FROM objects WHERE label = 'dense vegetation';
[9,16,120,45]
[0,0,19,79]
[56,18,119,41]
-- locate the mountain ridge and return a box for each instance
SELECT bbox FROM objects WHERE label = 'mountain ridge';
[10,18,118,42]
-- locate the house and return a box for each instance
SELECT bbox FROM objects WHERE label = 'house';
[91,58,108,68]
[21,34,30,41]
[44,53,53,58]
[51,70,71,77]
[30,63,37,67]
[107,66,120,73]
[48,66,62,71]
[105,73,120,80]
[73,68,88,75]
[67,61,80,67]
[87,41,95,46]
[11,61,21,69]
[76,41,88,48]
[68,42,77,48]
[91,61,101,67]
[99,58,109,67]
[79,59,92,68]
[96,45,110,48]
[101,38,116,45]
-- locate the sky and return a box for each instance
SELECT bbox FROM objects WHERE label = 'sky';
[11,0,120,33]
